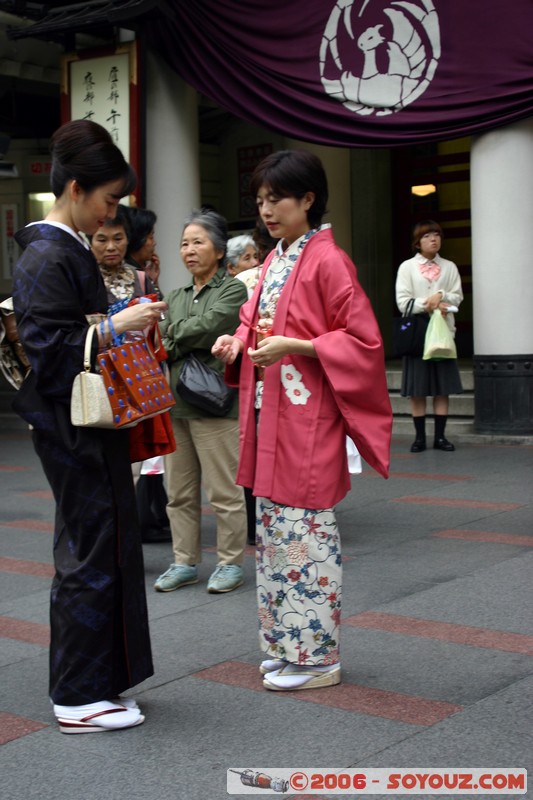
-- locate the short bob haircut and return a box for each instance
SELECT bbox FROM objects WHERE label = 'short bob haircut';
[226,234,257,268]
[412,219,443,252]
[250,150,328,229]
[182,209,228,266]
[124,207,157,255]
[50,119,136,199]
[87,205,131,244]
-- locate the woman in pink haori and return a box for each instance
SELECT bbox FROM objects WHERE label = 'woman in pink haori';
[212,150,391,691]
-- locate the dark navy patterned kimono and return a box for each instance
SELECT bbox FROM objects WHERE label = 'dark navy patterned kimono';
[12,224,154,705]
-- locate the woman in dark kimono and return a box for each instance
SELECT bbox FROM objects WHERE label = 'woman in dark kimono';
[12,120,167,734]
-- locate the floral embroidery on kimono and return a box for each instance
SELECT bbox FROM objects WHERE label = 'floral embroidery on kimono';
[254,228,322,409]
[280,364,311,405]
[256,498,341,665]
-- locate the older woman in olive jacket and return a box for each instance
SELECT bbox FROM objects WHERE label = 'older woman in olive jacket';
[154,209,249,595]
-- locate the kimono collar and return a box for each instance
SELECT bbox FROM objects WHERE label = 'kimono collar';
[15,221,90,251]
[276,223,332,262]
[27,220,89,249]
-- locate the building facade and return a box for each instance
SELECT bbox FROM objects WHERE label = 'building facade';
[0,1,532,433]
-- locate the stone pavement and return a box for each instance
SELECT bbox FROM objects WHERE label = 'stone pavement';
[0,418,531,800]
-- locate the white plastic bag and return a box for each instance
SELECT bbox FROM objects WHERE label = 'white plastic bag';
[140,456,165,475]
[346,437,362,474]
[422,309,457,360]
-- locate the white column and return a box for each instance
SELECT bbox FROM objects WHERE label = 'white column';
[145,51,201,292]
[470,117,533,434]
[471,118,533,353]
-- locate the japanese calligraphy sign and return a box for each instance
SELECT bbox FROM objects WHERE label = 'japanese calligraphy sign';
[61,42,140,199]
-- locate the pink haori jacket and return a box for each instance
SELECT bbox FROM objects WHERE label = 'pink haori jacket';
[226,228,392,509]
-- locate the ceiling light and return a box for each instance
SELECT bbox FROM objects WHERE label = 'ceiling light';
[411,184,437,197]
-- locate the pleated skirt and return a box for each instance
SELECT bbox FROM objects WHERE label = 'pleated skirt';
[401,356,463,398]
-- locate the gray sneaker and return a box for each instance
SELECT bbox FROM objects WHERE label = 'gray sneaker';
[207,564,244,593]
[154,564,198,592]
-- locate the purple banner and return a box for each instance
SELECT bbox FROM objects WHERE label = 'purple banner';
[146,0,533,146]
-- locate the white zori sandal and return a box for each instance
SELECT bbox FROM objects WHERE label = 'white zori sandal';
[53,700,144,734]
[263,662,341,691]
[259,658,287,675]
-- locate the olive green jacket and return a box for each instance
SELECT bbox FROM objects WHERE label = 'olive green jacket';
[160,267,248,418]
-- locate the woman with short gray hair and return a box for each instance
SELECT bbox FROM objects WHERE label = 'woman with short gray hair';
[226,233,260,297]
[154,209,249,595]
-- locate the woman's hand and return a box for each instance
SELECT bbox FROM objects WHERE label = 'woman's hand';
[247,335,288,367]
[112,301,168,335]
[423,291,443,312]
[248,335,316,367]
[145,253,161,285]
[212,335,244,364]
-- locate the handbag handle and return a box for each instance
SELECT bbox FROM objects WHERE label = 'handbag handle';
[83,324,98,373]
[403,298,416,317]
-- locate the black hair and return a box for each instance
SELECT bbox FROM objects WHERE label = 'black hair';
[87,205,131,244]
[124,207,158,255]
[253,217,277,261]
[250,150,328,229]
[49,119,136,198]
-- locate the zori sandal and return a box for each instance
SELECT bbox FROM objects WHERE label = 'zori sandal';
[111,696,139,710]
[259,658,287,675]
[263,662,341,691]
[53,700,145,734]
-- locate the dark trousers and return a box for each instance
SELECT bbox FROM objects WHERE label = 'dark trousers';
[136,474,170,533]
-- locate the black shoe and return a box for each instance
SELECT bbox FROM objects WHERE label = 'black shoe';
[410,438,426,453]
[433,437,455,451]
[141,526,172,543]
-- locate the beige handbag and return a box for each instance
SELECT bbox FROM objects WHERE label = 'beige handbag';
[70,325,114,428]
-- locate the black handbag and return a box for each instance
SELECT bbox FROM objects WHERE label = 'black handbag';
[176,352,236,416]
[392,299,430,358]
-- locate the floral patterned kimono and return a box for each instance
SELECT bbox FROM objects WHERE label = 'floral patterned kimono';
[255,227,341,666]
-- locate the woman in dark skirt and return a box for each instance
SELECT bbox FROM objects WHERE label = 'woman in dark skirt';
[395,220,464,452]
[12,120,167,733]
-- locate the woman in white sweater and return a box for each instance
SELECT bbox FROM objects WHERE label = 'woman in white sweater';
[395,220,463,452]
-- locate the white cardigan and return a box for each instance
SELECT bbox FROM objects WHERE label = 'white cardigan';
[395,252,463,332]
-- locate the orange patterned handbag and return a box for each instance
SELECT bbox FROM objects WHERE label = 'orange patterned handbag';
[71,324,175,429]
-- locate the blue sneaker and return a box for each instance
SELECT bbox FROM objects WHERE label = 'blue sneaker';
[207,564,243,593]
[154,564,198,592]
